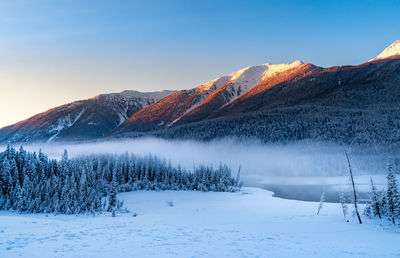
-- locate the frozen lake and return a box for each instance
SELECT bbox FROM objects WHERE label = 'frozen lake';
[253,174,392,203]
[260,184,370,203]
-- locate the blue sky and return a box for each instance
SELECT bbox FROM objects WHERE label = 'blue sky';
[0,0,399,127]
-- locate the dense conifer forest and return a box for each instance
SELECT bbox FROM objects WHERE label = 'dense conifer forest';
[0,146,241,214]
[151,106,400,145]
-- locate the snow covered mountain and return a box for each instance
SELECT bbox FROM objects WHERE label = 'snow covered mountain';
[115,60,304,132]
[148,55,400,145]
[2,40,400,145]
[0,90,174,143]
[113,41,400,145]
[372,40,400,60]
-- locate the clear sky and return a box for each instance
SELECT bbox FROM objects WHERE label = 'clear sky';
[0,0,399,127]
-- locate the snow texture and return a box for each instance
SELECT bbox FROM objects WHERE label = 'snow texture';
[224,60,303,104]
[197,76,231,92]
[92,90,175,105]
[373,40,400,60]
[47,108,86,143]
[1,187,399,257]
[171,60,304,122]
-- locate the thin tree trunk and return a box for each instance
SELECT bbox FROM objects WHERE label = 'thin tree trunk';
[345,150,362,224]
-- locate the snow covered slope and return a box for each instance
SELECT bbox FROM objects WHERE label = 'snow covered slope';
[117,60,304,132]
[1,187,399,257]
[0,90,174,143]
[128,56,400,145]
[223,60,304,104]
[4,41,400,144]
[116,41,400,138]
[372,40,400,60]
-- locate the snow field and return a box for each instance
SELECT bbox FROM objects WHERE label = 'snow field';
[1,187,399,257]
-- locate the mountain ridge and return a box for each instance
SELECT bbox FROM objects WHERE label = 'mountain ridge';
[1,40,400,144]
[0,90,175,143]
[115,60,305,132]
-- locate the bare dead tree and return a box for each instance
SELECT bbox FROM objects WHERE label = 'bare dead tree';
[345,150,362,224]
[317,191,325,215]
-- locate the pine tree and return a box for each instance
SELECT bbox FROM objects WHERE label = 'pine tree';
[0,158,12,201]
[108,171,117,216]
[369,177,382,219]
[62,149,68,163]
[386,160,399,224]
[235,165,243,189]
[20,175,33,212]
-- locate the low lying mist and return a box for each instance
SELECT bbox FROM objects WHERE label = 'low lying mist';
[1,138,394,187]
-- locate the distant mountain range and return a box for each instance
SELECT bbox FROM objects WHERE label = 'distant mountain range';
[0,90,174,143]
[1,40,400,145]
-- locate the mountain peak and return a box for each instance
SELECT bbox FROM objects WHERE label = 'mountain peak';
[91,90,175,101]
[196,60,305,94]
[373,40,400,60]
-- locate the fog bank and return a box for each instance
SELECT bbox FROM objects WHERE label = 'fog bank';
[1,138,395,185]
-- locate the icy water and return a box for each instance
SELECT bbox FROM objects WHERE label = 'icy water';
[260,184,370,203]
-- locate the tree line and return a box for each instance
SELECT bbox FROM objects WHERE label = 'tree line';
[0,146,242,214]
[153,106,400,146]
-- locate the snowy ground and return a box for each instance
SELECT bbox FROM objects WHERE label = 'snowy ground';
[1,187,399,257]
